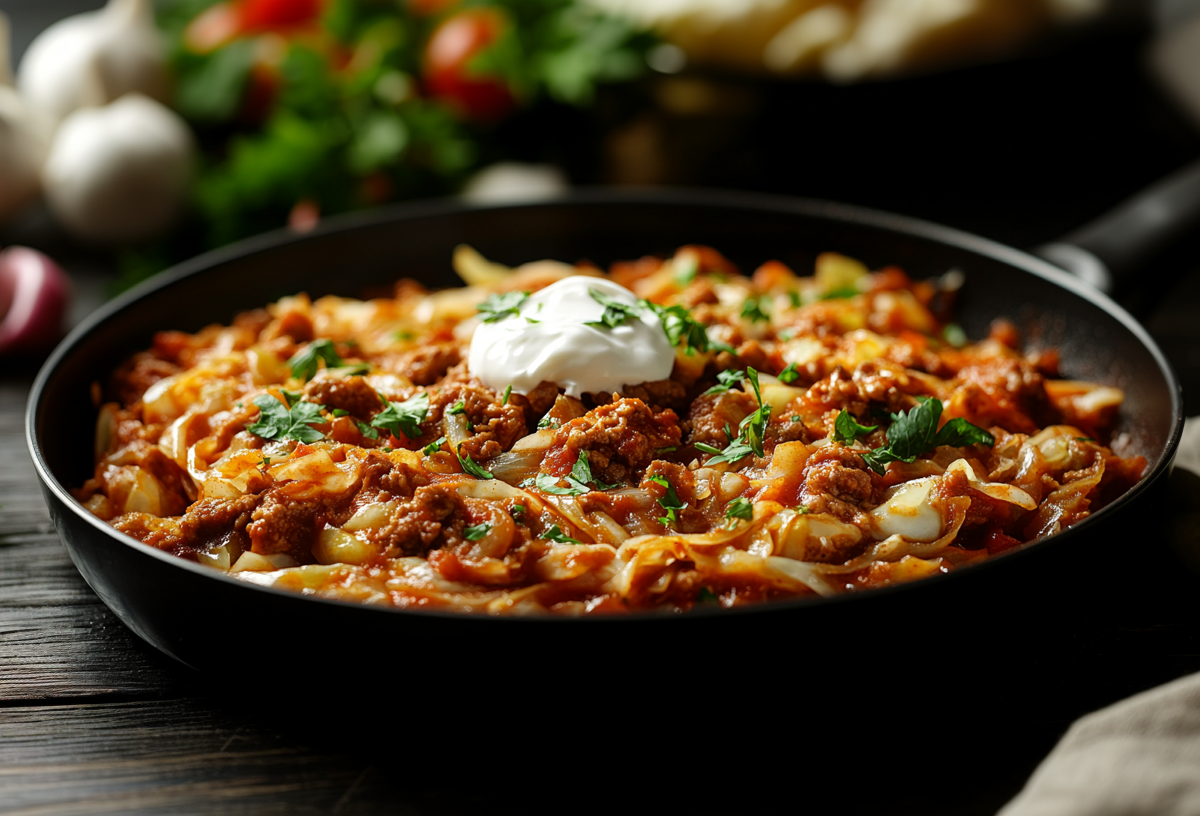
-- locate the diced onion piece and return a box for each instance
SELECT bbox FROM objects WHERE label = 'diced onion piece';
[870,476,942,542]
[313,527,380,566]
[231,551,299,572]
[343,501,396,531]
[453,244,512,286]
[946,459,1037,510]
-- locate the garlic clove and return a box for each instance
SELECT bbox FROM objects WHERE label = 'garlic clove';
[0,13,49,222]
[17,0,168,130]
[42,93,194,245]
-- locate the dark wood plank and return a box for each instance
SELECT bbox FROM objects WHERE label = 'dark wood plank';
[0,378,59,539]
[0,535,192,702]
[0,699,396,816]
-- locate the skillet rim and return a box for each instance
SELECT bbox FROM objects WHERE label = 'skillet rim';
[25,186,1186,626]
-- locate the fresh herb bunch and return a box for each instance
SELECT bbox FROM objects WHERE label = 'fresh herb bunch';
[139,0,656,277]
[839,399,995,475]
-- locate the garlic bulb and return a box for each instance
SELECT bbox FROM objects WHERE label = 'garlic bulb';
[0,13,49,222]
[16,0,168,130]
[42,94,194,245]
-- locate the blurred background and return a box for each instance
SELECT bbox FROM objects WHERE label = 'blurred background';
[3,0,1200,401]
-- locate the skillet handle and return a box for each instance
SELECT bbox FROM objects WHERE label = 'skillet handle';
[1035,157,1200,293]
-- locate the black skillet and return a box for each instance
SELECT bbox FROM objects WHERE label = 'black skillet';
[25,187,1186,694]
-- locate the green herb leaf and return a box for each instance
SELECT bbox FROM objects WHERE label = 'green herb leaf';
[569,450,619,490]
[537,415,560,430]
[859,398,994,475]
[463,523,491,541]
[701,368,746,397]
[246,392,326,444]
[586,288,641,329]
[703,367,770,465]
[477,291,530,323]
[502,384,512,405]
[356,420,380,440]
[534,472,590,496]
[372,392,429,439]
[288,338,344,381]
[943,323,968,348]
[457,447,495,480]
[725,497,753,521]
[641,300,711,356]
[674,255,698,286]
[833,409,879,445]
[820,286,860,300]
[740,297,769,323]
[648,474,686,526]
[778,362,799,384]
[422,435,447,455]
[933,418,996,449]
[542,524,583,545]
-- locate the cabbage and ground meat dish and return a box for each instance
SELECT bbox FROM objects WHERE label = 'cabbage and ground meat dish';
[75,245,1147,614]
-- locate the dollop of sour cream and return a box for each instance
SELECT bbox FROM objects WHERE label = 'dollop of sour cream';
[468,276,676,398]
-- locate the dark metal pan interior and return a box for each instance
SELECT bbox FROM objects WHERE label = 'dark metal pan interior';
[26,189,1184,679]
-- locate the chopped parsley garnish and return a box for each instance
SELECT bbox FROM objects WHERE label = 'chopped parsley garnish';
[725,497,753,522]
[246,391,326,444]
[570,450,619,490]
[372,391,429,439]
[833,409,878,445]
[511,504,525,518]
[820,286,860,300]
[447,399,474,430]
[696,587,719,603]
[656,446,678,454]
[331,408,350,417]
[537,415,560,430]
[476,290,530,323]
[858,398,995,475]
[641,301,712,356]
[788,290,802,308]
[701,368,746,397]
[740,297,769,323]
[543,525,583,545]
[795,505,811,514]
[502,384,512,405]
[356,420,380,440]
[674,254,699,286]
[287,339,344,382]
[534,472,590,496]
[393,330,416,341]
[422,435,447,455]
[456,446,495,480]
[943,323,968,349]
[703,367,770,466]
[463,523,491,541]
[778,362,799,384]
[586,289,641,330]
[791,415,802,423]
[648,474,686,527]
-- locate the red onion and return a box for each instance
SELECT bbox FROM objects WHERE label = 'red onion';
[0,245,71,355]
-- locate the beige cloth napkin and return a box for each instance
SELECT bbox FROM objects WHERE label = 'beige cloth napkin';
[1000,417,1200,816]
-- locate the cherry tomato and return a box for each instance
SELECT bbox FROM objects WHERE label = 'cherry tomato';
[422,8,515,122]
[239,0,323,32]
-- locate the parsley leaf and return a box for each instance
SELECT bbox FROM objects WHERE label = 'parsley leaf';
[704,367,770,465]
[641,301,711,356]
[534,472,590,496]
[696,587,719,603]
[502,384,512,405]
[543,524,583,545]
[372,392,429,439]
[457,447,495,479]
[701,368,746,397]
[740,297,769,323]
[246,392,326,444]
[570,450,619,490]
[586,288,641,329]
[648,474,686,526]
[477,291,530,323]
[288,338,344,382]
[537,415,561,430]
[725,496,753,521]
[833,409,879,445]
[463,523,491,541]
[859,398,995,475]
[356,420,380,440]
[674,254,698,286]
[778,362,800,384]
[422,435,447,455]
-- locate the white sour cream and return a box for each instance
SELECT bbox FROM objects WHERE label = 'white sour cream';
[468,276,675,398]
